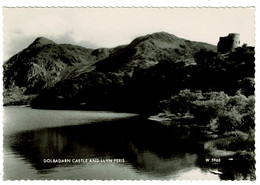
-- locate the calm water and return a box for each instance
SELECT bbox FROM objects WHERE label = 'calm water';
[3,107,252,180]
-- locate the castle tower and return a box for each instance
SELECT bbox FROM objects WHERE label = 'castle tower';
[217,33,240,53]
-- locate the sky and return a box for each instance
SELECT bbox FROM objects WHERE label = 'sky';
[3,7,255,61]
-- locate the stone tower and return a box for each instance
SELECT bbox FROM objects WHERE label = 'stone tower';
[217,33,240,53]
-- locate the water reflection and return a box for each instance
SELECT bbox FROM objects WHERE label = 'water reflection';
[4,116,253,180]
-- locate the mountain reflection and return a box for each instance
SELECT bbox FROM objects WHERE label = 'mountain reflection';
[5,117,205,177]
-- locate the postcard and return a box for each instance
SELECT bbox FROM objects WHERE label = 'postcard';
[2,6,256,181]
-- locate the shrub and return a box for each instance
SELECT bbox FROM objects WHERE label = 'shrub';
[159,90,255,133]
[213,131,249,151]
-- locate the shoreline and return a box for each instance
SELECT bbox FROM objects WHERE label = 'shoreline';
[3,106,140,135]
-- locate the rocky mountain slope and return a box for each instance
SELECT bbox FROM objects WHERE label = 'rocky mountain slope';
[3,32,217,107]
[3,37,118,105]
[95,32,216,74]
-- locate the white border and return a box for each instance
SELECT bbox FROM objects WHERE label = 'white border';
[0,1,258,185]
[0,0,258,7]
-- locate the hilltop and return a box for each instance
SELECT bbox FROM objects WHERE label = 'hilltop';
[3,37,117,105]
[95,31,216,74]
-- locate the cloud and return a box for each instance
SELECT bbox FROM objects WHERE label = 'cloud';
[3,8,255,61]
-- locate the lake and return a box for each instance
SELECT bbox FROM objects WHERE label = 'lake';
[3,107,251,180]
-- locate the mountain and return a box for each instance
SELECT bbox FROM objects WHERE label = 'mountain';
[95,32,216,75]
[3,32,217,107]
[3,37,117,105]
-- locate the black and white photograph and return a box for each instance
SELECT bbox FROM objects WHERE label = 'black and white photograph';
[2,7,256,181]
